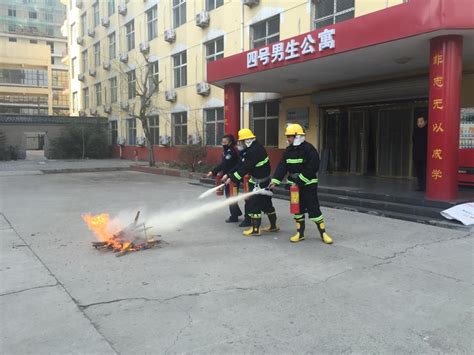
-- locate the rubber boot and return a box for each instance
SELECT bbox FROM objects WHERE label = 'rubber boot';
[290,219,305,243]
[243,217,261,236]
[261,212,279,233]
[316,222,333,244]
[239,215,251,227]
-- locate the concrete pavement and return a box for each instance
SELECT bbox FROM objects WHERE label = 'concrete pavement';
[0,171,472,354]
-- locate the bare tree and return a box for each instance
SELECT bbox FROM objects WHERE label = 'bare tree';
[116,52,162,167]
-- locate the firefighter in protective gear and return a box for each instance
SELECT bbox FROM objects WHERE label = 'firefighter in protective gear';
[223,128,278,236]
[269,124,333,244]
[207,135,242,222]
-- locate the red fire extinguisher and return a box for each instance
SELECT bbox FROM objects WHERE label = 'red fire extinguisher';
[290,185,300,214]
[216,175,223,196]
[228,180,238,197]
[243,175,250,193]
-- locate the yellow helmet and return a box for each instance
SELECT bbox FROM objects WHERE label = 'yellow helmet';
[285,123,305,136]
[238,128,256,141]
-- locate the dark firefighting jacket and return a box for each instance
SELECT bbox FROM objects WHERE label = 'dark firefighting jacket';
[272,141,320,186]
[212,145,239,175]
[230,140,271,183]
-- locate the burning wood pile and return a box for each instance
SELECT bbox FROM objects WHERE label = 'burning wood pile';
[82,211,160,257]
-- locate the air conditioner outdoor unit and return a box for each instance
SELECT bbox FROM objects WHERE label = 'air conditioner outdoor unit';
[76,36,84,45]
[195,11,210,28]
[104,104,112,113]
[165,90,177,102]
[120,101,129,111]
[159,135,170,145]
[119,52,128,63]
[243,0,259,7]
[136,136,146,146]
[196,82,210,96]
[87,28,95,38]
[117,137,126,146]
[139,42,149,54]
[101,17,110,27]
[102,60,110,70]
[188,133,202,145]
[88,68,96,77]
[90,108,98,116]
[118,4,127,15]
[79,110,86,116]
[75,0,83,8]
[78,73,85,81]
[164,29,176,43]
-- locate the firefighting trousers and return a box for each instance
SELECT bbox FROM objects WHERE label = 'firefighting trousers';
[293,184,324,223]
[224,184,242,218]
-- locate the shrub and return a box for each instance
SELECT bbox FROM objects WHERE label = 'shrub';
[177,144,207,172]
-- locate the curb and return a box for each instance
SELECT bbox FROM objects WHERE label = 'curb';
[130,165,204,179]
[41,167,131,174]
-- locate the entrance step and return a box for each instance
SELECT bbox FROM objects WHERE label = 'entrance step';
[197,178,469,230]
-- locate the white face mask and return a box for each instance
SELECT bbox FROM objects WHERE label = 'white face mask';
[292,135,305,146]
[244,138,255,148]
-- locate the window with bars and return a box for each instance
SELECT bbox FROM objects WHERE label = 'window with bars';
[108,0,115,16]
[93,2,100,27]
[172,0,186,28]
[95,82,102,106]
[172,112,187,145]
[204,107,224,146]
[94,42,100,67]
[148,115,159,145]
[173,51,187,88]
[110,120,118,145]
[127,70,136,99]
[52,70,68,89]
[313,0,354,29]
[148,61,159,92]
[81,49,88,72]
[80,13,86,36]
[250,101,279,147]
[83,87,89,109]
[126,20,135,51]
[109,77,117,103]
[206,0,223,11]
[127,118,136,145]
[108,32,116,59]
[205,37,224,63]
[251,15,280,49]
[53,90,69,106]
[146,5,158,41]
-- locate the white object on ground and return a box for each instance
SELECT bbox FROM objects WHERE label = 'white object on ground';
[440,202,474,226]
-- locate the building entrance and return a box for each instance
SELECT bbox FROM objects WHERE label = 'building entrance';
[322,101,428,179]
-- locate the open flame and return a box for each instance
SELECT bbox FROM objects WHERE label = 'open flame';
[82,212,159,257]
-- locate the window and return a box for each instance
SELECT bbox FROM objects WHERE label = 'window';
[71,57,77,78]
[80,13,87,36]
[93,1,100,27]
[172,112,187,145]
[125,20,135,51]
[9,38,17,42]
[206,0,223,11]
[47,41,54,54]
[146,5,157,41]
[81,49,88,72]
[83,87,89,109]
[108,32,116,59]
[149,115,159,145]
[127,70,136,99]
[52,70,68,88]
[205,37,224,63]
[250,101,279,147]
[30,39,37,44]
[313,0,354,29]
[44,12,53,21]
[148,61,159,92]
[53,90,68,106]
[29,10,37,19]
[94,83,102,106]
[173,51,187,88]
[172,0,186,28]
[127,118,136,145]
[0,68,48,87]
[72,91,78,112]
[108,0,115,16]
[204,107,224,146]
[94,42,100,67]
[70,23,76,44]
[110,121,118,145]
[8,5,16,16]
[251,15,280,49]
[109,77,117,103]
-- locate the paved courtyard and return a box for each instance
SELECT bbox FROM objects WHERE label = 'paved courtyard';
[0,170,472,354]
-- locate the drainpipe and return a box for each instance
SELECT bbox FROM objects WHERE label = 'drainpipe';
[240,0,244,129]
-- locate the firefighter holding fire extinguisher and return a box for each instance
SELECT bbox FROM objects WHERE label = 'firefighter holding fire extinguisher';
[269,124,333,244]
[223,128,278,236]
